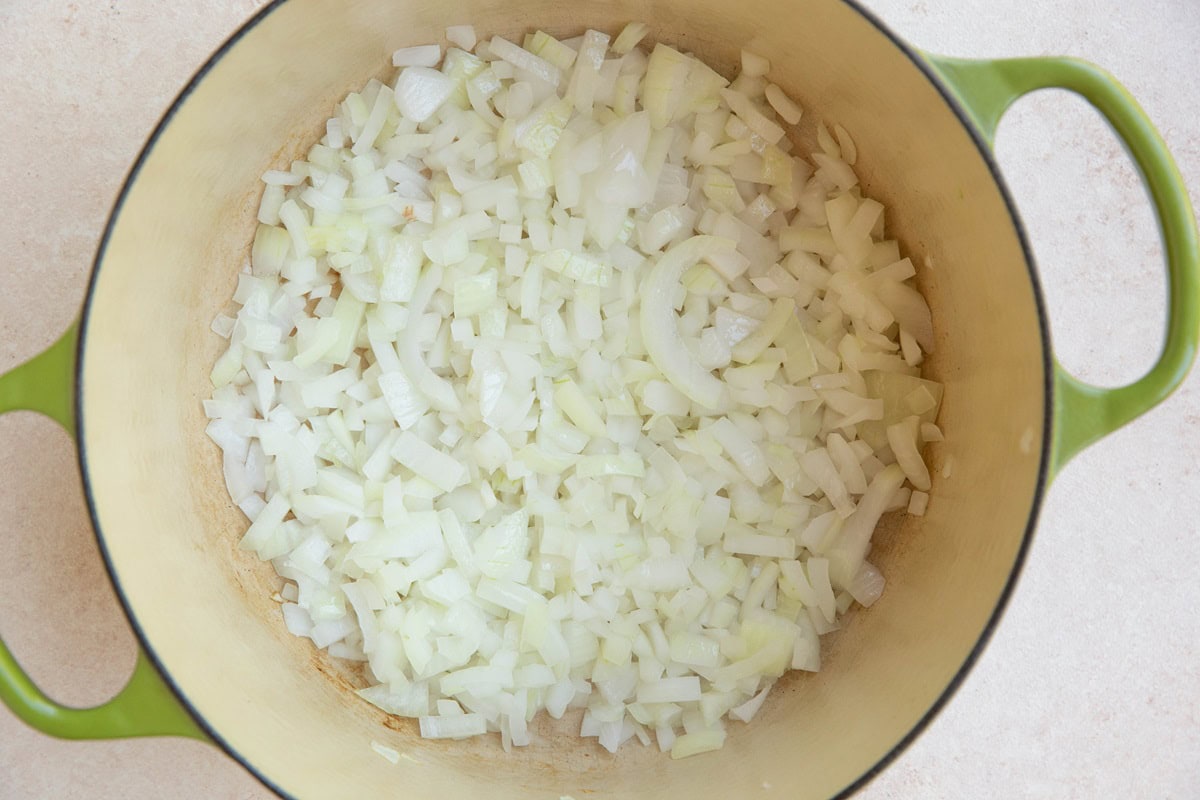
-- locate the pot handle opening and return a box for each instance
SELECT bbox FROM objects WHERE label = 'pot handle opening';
[924,54,1200,476]
[0,325,205,740]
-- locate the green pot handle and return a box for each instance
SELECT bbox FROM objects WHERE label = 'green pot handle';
[0,324,204,740]
[924,54,1200,477]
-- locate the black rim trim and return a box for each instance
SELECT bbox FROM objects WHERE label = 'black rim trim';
[72,2,1054,798]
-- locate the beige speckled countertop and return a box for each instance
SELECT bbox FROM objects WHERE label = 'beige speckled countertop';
[2,1,1198,798]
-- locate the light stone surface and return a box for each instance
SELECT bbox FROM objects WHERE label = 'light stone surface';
[1,1,1197,797]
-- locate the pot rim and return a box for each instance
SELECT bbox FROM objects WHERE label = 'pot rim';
[73,1,1054,797]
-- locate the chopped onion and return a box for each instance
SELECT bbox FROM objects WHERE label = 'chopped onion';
[764,84,802,125]
[445,25,477,52]
[740,49,770,77]
[394,67,456,123]
[209,21,943,761]
[393,45,442,68]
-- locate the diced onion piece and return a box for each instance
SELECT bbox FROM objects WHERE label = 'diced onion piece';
[920,422,944,443]
[876,280,935,353]
[740,49,770,77]
[419,714,488,739]
[728,685,771,722]
[393,44,442,67]
[730,297,795,364]
[489,36,563,87]
[554,378,607,438]
[251,224,290,276]
[721,88,785,145]
[764,83,802,125]
[671,729,727,759]
[709,417,769,485]
[612,22,650,54]
[643,44,690,129]
[392,431,466,493]
[887,415,931,492]
[826,465,907,587]
[394,66,456,123]
[847,560,886,607]
[834,123,858,165]
[445,25,477,51]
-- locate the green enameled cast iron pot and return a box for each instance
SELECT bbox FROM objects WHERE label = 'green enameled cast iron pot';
[1,0,1197,798]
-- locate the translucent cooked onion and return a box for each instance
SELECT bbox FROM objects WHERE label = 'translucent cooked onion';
[206,21,944,759]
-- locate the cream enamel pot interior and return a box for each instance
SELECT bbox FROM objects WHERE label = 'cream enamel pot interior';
[1,0,1197,798]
